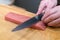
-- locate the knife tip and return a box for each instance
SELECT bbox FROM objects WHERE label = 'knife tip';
[12,27,22,32]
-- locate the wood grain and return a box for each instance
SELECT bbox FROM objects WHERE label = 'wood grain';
[0,5,60,40]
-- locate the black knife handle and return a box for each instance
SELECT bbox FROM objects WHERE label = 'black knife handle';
[35,13,43,21]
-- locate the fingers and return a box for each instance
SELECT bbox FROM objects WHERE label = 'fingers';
[42,6,58,21]
[42,0,57,20]
[37,0,57,15]
[45,0,57,16]
[46,0,57,9]
[47,2,56,9]
[42,6,60,27]
[48,18,60,27]
[36,1,46,15]
[44,12,60,23]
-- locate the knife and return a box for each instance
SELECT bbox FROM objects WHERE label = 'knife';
[12,13,43,32]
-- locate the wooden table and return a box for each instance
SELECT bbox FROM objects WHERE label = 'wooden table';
[0,5,60,40]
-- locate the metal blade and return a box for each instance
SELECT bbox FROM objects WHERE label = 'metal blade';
[12,13,43,32]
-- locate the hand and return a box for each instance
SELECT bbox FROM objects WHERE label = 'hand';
[42,6,60,27]
[36,0,57,29]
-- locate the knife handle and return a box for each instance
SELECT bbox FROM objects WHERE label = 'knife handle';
[35,13,43,21]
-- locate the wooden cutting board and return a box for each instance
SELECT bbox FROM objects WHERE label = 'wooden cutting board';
[0,5,60,40]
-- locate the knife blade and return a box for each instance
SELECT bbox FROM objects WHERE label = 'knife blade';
[12,13,43,32]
